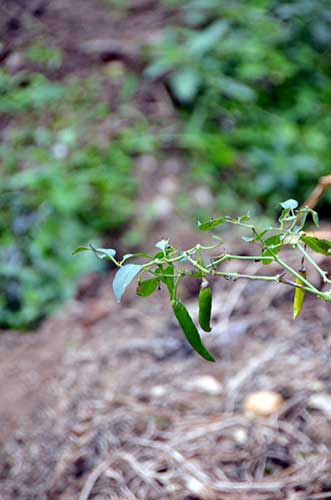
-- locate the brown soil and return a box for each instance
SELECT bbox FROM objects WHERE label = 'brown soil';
[1,255,331,500]
[1,2,331,499]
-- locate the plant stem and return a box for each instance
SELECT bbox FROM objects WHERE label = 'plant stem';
[185,254,208,274]
[273,253,320,292]
[185,252,326,296]
[248,227,319,293]
[186,255,282,285]
[279,276,327,297]
[297,243,331,284]
[213,270,283,282]
[209,254,273,267]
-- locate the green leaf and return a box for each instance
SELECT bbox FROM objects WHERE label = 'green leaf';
[302,235,331,256]
[295,210,308,231]
[219,77,256,102]
[122,252,152,263]
[137,278,159,297]
[238,214,250,222]
[278,208,290,222]
[72,246,90,255]
[113,264,142,303]
[297,208,319,229]
[170,68,200,103]
[312,211,320,227]
[262,235,282,264]
[197,217,225,231]
[189,20,228,56]
[163,264,175,295]
[90,244,116,261]
[145,59,172,79]
[156,264,175,295]
[280,199,298,210]
[155,239,169,255]
[153,251,165,260]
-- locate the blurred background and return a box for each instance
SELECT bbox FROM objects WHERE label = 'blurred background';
[1,1,331,499]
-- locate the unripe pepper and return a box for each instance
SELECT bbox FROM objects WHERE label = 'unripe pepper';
[198,280,212,332]
[171,298,215,362]
[293,269,306,320]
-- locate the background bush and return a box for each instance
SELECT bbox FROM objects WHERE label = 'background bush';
[0,69,138,329]
[2,0,331,329]
[150,0,331,214]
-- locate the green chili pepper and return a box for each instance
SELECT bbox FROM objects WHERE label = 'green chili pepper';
[171,299,215,362]
[198,281,212,332]
[293,270,306,320]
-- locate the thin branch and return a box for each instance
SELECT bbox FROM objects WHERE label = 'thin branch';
[213,270,282,282]
[185,253,319,291]
[297,243,331,284]
[79,461,110,500]
[273,253,320,293]
[209,254,273,267]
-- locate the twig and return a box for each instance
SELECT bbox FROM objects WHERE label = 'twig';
[294,492,331,500]
[79,460,111,500]
[226,341,288,395]
[301,175,331,209]
[297,243,331,284]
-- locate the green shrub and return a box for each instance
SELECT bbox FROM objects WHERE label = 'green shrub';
[0,70,138,329]
[76,200,331,362]
[151,0,331,213]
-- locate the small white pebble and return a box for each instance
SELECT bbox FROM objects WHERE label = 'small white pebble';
[184,375,222,395]
[309,393,331,417]
[150,385,167,398]
[186,476,208,496]
[233,428,248,445]
[244,390,284,417]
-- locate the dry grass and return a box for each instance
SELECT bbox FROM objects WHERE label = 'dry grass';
[1,251,331,499]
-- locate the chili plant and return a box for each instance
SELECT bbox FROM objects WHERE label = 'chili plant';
[74,200,331,361]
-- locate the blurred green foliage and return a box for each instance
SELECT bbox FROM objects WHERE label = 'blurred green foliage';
[0,68,140,329]
[151,0,331,213]
[2,0,331,329]
[25,42,63,70]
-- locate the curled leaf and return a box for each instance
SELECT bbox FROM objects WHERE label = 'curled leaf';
[155,239,169,255]
[280,199,298,210]
[72,246,90,255]
[90,244,116,261]
[197,217,225,231]
[113,264,142,303]
[121,252,152,263]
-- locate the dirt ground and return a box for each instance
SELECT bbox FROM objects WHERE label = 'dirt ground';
[1,253,331,500]
[1,1,331,499]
